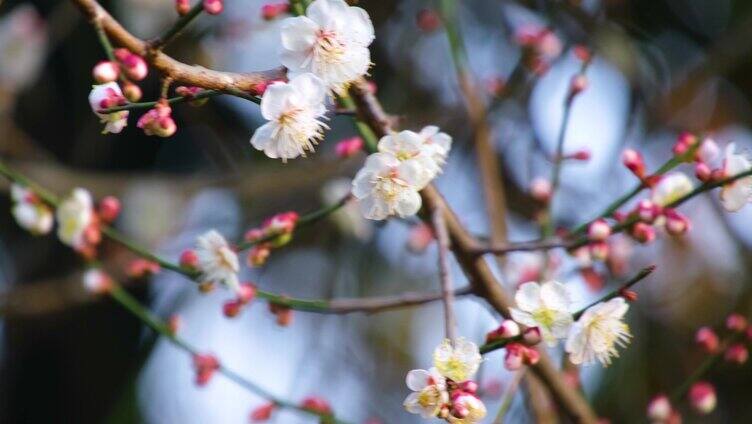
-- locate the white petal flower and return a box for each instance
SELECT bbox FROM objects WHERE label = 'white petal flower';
[377,130,442,187]
[651,172,693,207]
[250,73,329,162]
[195,230,240,291]
[403,367,449,418]
[10,184,52,235]
[280,0,374,92]
[88,82,129,134]
[351,152,423,220]
[720,143,752,212]
[565,297,632,366]
[56,188,94,249]
[0,5,47,94]
[82,268,111,294]
[418,125,453,166]
[432,338,482,382]
[509,281,573,346]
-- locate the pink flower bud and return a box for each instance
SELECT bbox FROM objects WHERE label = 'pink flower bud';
[485,76,506,97]
[523,346,540,365]
[261,3,289,20]
[237,283,257,304]
[570,149,591,161]
[126,259,161,278]
[530,177,552,203]
[416,8,442,32]
[335,136,364,158]
[620,288,638,302]
[248,245,271,267]
[300,396,331,414]
[83,268,113,294]
[504,343,525,371]
[97,195,121,223]
[522,327,542,346]
[122,81,142,102]
[695,162,712,182]
[631,222,656,244]
[663,209,690,236]
[175,0,191,15]
[689,381,716,414]
[250,402,276,422]
[269,301,293,326]
[113,48,148,81]
[499,319,521,338]
[622,149,645,179]
[673,132,698,158]
[167,314,182,334]
[223,299,243,318]
[569,74,588,96]
[407,223,434,254]
[573,45,592,62]
[93,60,120,83]
[725,343,748,365]
[193,353,220,386]
[589,241,609,261]
[695,326,719,354]
[179,249,199,269]
[459,381,478,394]
[726,313,748,332]
[647,394,672,422]
[636,199,660,223]
[203,0,224,15]
[588,219,611,241]
[137,101,177,137]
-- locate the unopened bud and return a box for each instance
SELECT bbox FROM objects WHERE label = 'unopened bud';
[663,209,690,236]
[335,136,364,158]
[248,245,271,267]
[622,149,646,179]
[647,394,672,422]
[631,222,656,244]
[726,313,748,332]
[261,3,289,20]
[695,326,719,354]
[689,382,716,414]
[223,299,243,318]
[97,196,121,223]
[416,8,441,32]
[180,249,199,269]
[569,74,588,96]
[588,219,611,241]
[724,343,748,365]
[93,60,120,83]
[203,0,224,15]
[695,162,712,182]
[573,45,592,62]
[250,402,276,422]
[696,138,719,164]
[620,289,638,302]
[636,199,660,224]
[530,177,552,203]
[113,48,148,81]
[175,0,191,15]
[237,283,257,304]
[522,327,542,346]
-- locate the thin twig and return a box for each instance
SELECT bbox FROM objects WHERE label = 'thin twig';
[149,2,205,50]
[571,265,655,320]
[433,205,457,341]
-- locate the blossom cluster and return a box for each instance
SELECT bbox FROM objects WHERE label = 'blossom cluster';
[404,339,486,423]
[505,280,632,367]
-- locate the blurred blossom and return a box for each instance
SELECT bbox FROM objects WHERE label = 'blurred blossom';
[0,4,47,110]
[321,178,372,240]
[116,0,177,38]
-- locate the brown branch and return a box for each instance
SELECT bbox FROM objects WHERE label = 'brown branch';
[70,0,285,92]
[326,286,473,315]
[432,204,458,341]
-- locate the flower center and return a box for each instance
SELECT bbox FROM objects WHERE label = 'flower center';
[532,308,557,329]
[314,30,346,63]
[374,171,407,202]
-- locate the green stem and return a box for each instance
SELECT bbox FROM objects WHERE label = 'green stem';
[94,21,116,61]
[151,2,205,50]
[571,265,655,320]
[108,284,349,423]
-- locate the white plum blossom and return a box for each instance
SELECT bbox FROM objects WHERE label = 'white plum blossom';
[448,392,487,424]
[432,338,482,383]
[719,143,752,212]
[377,130,443,187]
[403,367,449,418]
[565,297,632,366]
[88,82,129,134]
[10,184,52,235]
[0,5,47,95]
[418,125,453,166]
[651,172,693,207]
[195,230,240,292]
[83,268,112,294]
[250,73,328,161]
[280,0,374,92]
[509,281,574,346]
[351,152,424,220]
[56,188,94,249]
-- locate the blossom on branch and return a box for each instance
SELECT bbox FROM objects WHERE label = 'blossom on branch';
[195,230,240,292]
[432,338,482,383]
[377,130,442,187]
[509,281,573,346]
[418,125,453,166]
[651,173,693,207]
[56,188,95,250]
[565,297,632,366]
[403,367,449,418]
[250,73,328,161]
[88,82,128,134]
[719,143,752,212]
[10,184,52,235]
[279,0,374,92]
[351,152,424,220]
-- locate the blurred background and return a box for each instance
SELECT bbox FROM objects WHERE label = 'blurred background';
[2,0,752,422]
